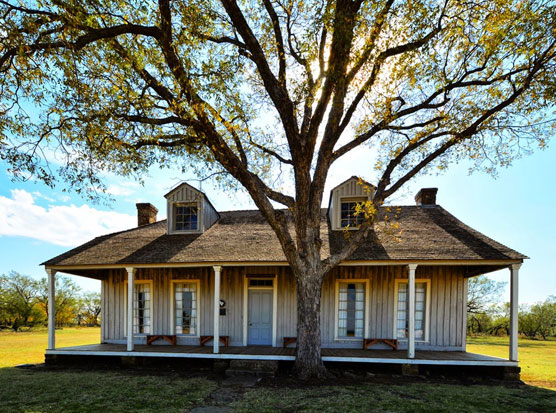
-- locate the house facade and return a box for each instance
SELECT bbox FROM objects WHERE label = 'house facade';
[43,178,525,369]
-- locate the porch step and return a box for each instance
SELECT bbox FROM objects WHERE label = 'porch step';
[225,360,278,378]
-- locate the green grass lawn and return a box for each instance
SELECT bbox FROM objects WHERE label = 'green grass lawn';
[1,329,555,412]
[233,382,556,413]
[467,336,556,390]
[0,327,100,368]
[0,368,215,412]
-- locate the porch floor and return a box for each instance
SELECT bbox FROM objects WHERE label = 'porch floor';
[45,344,517,367]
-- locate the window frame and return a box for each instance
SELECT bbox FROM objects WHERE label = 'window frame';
[124,279,154,337]
[393,278,431,343]
[338,197,367,230]
[172,201,201,233]
[334,278,370,341]
[170,279,201,337]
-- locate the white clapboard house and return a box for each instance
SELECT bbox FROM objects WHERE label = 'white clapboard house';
[43,177,525,375]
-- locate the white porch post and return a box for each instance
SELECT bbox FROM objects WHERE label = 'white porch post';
[45,269,57,350]
[509,263,521,361]
[407,264,418,359]
[213,266,222,354]
[126,267,136,352]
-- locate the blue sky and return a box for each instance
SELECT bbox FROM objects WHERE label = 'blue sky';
[0,143,554,304]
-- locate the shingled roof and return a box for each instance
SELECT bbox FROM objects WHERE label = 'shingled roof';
[43,205,525,267]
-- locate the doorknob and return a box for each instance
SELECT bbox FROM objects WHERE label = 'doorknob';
[249,323,253,326]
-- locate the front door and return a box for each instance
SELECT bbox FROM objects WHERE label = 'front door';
[248,289,273,345]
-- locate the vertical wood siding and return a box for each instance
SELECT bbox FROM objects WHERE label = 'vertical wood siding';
[101,265,467,349]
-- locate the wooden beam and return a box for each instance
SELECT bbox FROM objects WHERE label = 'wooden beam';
[407,264,418,359]
[509,263,521,361]
[45,269,57,350]
[126,267,136,352]
[213,266,222,354]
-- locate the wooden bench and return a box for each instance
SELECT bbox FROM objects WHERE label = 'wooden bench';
[146,335,177,346]
[363,338,398,350]
[283,337,297,347]
[199,335,229,347]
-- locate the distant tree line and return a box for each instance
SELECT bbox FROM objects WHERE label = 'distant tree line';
[467,276,556,340]
[0,271,100,331]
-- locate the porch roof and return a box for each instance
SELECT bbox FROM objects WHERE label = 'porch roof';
[43,205,525,268]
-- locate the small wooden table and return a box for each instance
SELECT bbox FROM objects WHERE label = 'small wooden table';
[146,335,177,346]
[363,338,398,350]
[200,335,229,347]
[283,337,297,347]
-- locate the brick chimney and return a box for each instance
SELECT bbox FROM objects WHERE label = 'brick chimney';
[136,203,158,226]
[415,188,438,206]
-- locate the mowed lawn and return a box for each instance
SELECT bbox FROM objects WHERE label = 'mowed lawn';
[0,327,100,368]
[467,336,556,390]
[0,329,554,412]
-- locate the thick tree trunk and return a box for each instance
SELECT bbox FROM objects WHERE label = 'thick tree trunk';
[294,272,328,379]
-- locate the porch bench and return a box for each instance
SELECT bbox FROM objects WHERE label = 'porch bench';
[283,337,297,347]
[199,335,229,347]
[363,338,398,350]
[146,335,177,346]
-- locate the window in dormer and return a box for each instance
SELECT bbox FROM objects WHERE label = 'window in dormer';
[340,198,366,228]
[174,203,199,231]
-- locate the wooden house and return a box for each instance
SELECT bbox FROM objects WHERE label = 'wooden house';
[42,178,525,374]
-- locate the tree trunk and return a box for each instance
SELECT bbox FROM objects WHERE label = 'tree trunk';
[294,272,328,379]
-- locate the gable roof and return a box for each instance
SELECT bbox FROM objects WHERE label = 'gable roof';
[43,205,525,268]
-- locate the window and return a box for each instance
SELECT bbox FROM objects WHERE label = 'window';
[248,279,274,287]
[174,282,198,335]
[337,282,366,338]
[340,199,365,228]
[395,280,429,341]
[174,203,198,231]
[133,283,151,334]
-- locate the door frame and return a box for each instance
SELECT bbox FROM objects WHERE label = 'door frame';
[243,275,278,347]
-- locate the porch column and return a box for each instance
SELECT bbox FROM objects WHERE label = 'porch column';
[407,264,418,359]
[213,266,222,354]
[126,267,136,352]
[509,263,521,361]
[45,268,57,350]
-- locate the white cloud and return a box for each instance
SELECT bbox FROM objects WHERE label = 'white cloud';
[105,182,140,197]
[0,189,136,247]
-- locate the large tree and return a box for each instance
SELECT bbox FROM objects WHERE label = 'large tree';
[0,272,44,331]
[1,0,555,377]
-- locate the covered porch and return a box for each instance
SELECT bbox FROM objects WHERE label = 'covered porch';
[45,343,517,367]
[44,262,523,363]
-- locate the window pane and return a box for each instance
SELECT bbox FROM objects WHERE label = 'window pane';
[396,281,427,340]
[174,283,197,335]
[133,283,150,335]
[338,282,365,338]
[340,200,366,228]
[175,204,198,231]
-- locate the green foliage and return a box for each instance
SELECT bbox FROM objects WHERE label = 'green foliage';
[0,271,99,330]
[37,276,81,327]
[77,291,101,326]
[519,296,556,339]
[0,271,44,331]
[0,0,554,201]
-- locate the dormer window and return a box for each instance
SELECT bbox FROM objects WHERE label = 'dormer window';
[165,182,220,235]
[328,177,375,231]
[340,198,366,228]
[174,203,199,231]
